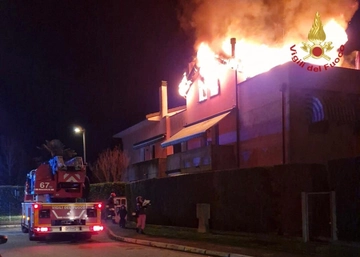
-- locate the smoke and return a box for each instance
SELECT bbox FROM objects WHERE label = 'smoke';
[177,0,358,53]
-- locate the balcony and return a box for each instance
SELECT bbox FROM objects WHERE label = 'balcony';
[127,158,167,182]
[166,145,236,175]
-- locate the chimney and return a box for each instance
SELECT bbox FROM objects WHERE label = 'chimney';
[230,38,236,58]
[159,81,168,118]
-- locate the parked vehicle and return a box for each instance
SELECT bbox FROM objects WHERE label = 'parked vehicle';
[0,235,7,244]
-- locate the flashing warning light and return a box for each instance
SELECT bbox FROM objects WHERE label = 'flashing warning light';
[35,227,50,232]
[96,203,102,209]
[33,203,40,209]
[90,225,103,232]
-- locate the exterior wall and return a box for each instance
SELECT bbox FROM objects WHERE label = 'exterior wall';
[218,108,237,145]
[237,64,291,168]
[289,66,360,163]
[120,119,166,165]
[186,66,237,125]
[168,110,186,140]
[116,109,186,181]
[115,62,360,180]
[237,62,360,168]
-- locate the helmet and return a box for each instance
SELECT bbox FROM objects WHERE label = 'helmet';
[110,192,116,197]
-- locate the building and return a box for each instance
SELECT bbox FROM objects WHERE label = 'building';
[114,60,360,182]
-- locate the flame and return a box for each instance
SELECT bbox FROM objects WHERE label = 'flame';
[323,19,348,50]
[177,0,358,97]
[178,72,191,97]
[197,43,220,90]
[178,9,353,97]
[195,19,349,81]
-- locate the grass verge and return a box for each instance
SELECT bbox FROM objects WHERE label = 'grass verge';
[140,224,360,257]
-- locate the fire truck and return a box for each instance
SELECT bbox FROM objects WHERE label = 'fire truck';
[21,156,104,241]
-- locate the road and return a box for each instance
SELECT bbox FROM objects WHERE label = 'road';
[0,227,200,257]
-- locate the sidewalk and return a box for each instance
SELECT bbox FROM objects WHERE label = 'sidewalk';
[105,221,360,257]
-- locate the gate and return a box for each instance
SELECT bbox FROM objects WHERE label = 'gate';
[301,191,337,242]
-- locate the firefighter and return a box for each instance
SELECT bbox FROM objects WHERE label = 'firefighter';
[106,192,116,221]
[135,196,150,234]
[117,204,128,228]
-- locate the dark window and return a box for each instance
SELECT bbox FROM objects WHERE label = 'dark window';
[87,209,97,218]
[173,143,181,153]
[39,209,50,218]
[310,97,325,123]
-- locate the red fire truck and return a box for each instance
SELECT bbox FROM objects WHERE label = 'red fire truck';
[21,156,104,241]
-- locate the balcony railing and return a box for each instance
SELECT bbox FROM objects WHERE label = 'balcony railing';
[126,145,236,181]
[126,158,167,181]
[166,144,236,174]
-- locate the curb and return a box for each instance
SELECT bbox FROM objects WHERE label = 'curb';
[106,226,253,257]
[0,225,20,228]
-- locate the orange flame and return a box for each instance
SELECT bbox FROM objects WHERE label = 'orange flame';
[216,20,348,78]
[179,18,351,96]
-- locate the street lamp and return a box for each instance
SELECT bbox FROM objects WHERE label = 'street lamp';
[74,126,86,164]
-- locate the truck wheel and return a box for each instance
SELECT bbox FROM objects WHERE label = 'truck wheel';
[21,225,28,233]
[28,228,38,241]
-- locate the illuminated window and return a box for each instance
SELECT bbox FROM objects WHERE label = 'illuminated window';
[209,79,220,96]
[198,78,207,102]
[198,77,220,102]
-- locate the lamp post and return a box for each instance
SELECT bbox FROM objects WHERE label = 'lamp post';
[74,126,86,164]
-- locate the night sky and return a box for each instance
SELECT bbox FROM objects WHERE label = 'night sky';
[0,0,193,165]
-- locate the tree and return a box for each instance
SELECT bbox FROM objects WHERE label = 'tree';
[90,146,129,182]
[0,135,28,185]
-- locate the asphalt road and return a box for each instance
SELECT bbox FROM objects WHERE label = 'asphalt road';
[0,227,201,257]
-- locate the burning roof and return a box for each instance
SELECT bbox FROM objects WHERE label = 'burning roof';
[177,0,359,97]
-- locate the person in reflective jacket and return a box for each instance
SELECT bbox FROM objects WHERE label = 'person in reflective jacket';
[135,196,149,234]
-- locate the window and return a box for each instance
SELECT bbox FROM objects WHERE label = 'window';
[306,95,328,133]
[198,79,207,102]
[39,209,50,219]
[152,145,155,159]
[173,143,181,154]
[198,77,220,102]
[310,97,325,123]
[86,209,97,218]
[140,148,145,161]
[209,79,220,97]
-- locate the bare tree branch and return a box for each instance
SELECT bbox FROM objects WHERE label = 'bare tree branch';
[0,135,27,185]
[91,146,129,182]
